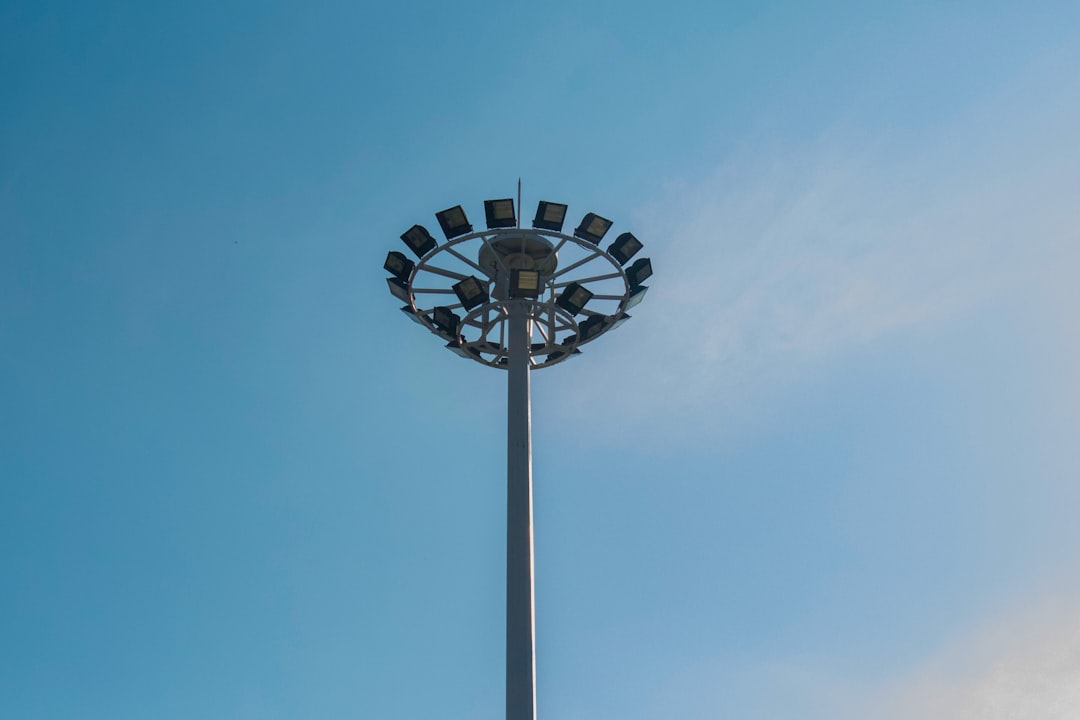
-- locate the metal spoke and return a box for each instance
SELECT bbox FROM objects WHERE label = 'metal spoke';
[421,264,470,281]
[552,271,622,288]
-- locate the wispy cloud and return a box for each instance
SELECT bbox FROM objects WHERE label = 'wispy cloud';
[870,594,1080,720]
[550,49,1080,442]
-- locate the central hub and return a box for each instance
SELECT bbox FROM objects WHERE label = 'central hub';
[478,233,558,274]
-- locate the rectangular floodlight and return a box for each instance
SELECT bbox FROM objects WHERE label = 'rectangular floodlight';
[624,285,648,310]
[401,225,437,258]
[555,282,593,315]
[436,205,473,239]
[387,277,411,302]
[573,213,613,244]
[533,201,568,232]
[484,198,517,228]
[384,251,415,280]
[432,306,461,336]
[510,269,541,299]
[452,275,490,310]
[607,232,643,265]
[627,257,653,288]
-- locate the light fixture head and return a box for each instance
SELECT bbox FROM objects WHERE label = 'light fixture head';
[627,257,653,288]
[624,285,648,310]
[573,212,613,244]
[431,306,461,336]
[400,225,437,258]
[484,198,517,229]
[556,282,594,315]
[533,201,568,232]
[400,305,426,325]
[607,232,643,265]
[446,340,474,358]
[608,313,631,330]
[452,275,490,311]
[435,205,473,239]
[578,314,606,342]
[545,347,582,363]
[510,269,541,299]
[384,250,414,280]
[387,277,410,303]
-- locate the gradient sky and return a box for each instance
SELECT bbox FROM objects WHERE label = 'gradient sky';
[3,2,1080,718]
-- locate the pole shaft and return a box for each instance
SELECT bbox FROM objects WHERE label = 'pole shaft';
[506,300,536,720]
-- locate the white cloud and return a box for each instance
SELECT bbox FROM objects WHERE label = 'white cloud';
[645,592,1080,720]
[549,48,1080,443]
[869,594,1080,720]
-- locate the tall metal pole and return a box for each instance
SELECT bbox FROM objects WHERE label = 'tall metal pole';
[505,298,536,720]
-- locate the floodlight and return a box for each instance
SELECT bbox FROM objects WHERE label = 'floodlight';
[485,199,517,229]
[387,277,410,302]
[626,257,653,288]
[453,275,490,311]
[384,251,414,280]
[510,269,541,299]
[608,313,631,330]
[533,201,568,232]
[446,340,473,358]
[400,305,426,325]
[607,233,643,265]
[401,225,437,258]
[436,205,473,239]
[573,213,613,244]
[545,347,581,363]
[578,314,606,342]
[555,282,593,315]
[625,285,648,310]
[431,306,460,336]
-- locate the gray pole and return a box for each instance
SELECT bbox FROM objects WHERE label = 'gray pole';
[505,298,536,720]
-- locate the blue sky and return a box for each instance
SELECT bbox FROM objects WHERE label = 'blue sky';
[3,1,1079,718]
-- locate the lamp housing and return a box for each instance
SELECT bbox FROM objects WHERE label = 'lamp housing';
[624,285,648,310]
[452,275,490,311]
[431,306,461,336]
[436,205,473,239]
[573,213,613,244]
[556,282,594,315]
[533,201,568,232]
[400,305,426,325]
[401,225,437,258]
[384,251,414,280]
[627,257,653,288]
[578,314,606,342]
[484,198,517,229]
[387,277,410,302]
[607,233,643,265]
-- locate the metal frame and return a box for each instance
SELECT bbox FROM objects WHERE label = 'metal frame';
[403,228,634,369]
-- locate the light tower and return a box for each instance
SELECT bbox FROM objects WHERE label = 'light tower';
[383,194,653,720]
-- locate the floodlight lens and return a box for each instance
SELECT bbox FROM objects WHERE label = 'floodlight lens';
[518,271,538,290]
[586,216,611,236]
[444,207,466,227]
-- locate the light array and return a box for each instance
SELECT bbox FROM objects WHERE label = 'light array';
[382,198,653,367]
